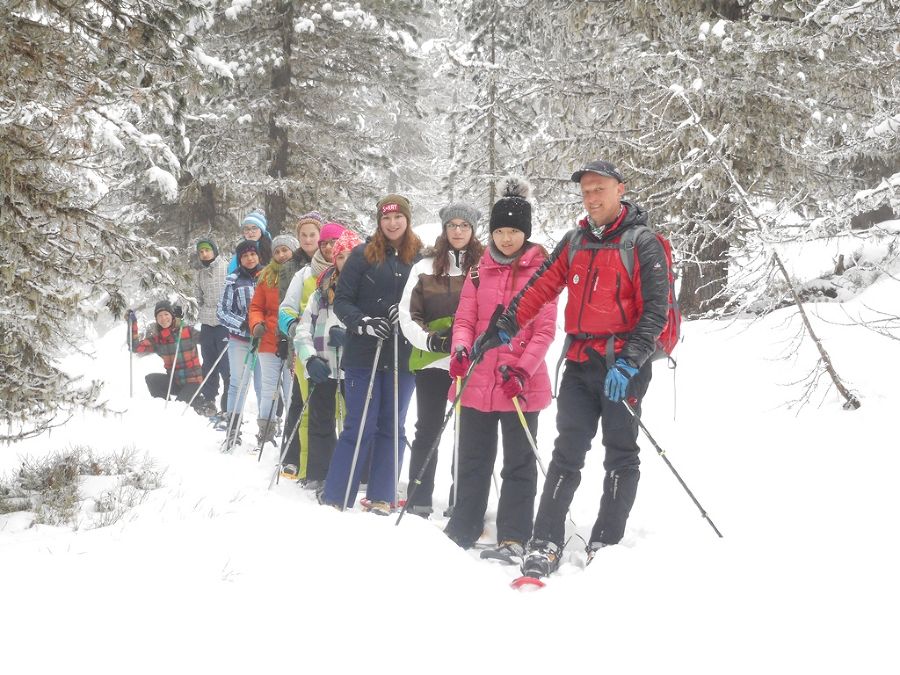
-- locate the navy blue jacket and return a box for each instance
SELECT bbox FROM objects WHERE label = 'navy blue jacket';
[334,242,419,371]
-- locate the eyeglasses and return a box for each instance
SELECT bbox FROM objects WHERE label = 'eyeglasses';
[241,225,260,234]
[319,239,337,249]
[446,222,472,231]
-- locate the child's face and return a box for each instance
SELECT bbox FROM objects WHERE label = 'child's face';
[240,250,260,269]
[335,251,350,272]
[272,245,293,264]
[198,247,215,262]
[298,223,320,256]
[491,227,525,257]
[156,311,173,329]
[242,225,262,241]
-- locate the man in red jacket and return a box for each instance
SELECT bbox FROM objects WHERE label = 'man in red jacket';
[474,159,670,578]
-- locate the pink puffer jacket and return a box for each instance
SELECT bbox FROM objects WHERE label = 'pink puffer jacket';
[450,244,557,413]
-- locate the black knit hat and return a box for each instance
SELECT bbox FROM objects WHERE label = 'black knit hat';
[235,239,260,262]
[154,300,174,319]
[489,177,532,239]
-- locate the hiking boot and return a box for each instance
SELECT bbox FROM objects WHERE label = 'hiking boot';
[407,505,433,519]
[194,398,218,418]
[480,540,525,566]
[522,539,561,578]
[365,500,392,516]
[585,541,609,566]
[300,479,324,491]
[257,418,278,445]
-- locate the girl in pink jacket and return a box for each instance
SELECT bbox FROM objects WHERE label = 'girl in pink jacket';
[445,178,557,563]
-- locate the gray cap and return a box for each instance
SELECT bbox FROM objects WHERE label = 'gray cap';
[439,201,481,229]
[571,159,625,184]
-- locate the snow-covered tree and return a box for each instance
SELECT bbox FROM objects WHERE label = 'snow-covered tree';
[166,0,435,242]
[0,0,212,440]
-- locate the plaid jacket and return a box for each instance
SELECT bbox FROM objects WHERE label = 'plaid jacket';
[131,319,203,385]
[195,255,228,326]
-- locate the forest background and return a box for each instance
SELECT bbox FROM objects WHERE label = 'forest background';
[1,0,898,440]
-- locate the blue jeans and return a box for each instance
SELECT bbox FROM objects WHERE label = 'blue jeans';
[323,368,415,508]
[256,352,291,420]
[226,339,262,415]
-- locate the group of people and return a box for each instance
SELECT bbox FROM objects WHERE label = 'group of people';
[129,158,670,578]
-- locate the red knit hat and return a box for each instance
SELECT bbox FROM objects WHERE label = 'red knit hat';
[332,229,362,261]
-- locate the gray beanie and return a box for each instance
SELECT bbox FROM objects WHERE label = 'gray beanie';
[271,233,300,253]
[439,202,481,230]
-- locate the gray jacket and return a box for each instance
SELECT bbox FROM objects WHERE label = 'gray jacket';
[196,255,228,326]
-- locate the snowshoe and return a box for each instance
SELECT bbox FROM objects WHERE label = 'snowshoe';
[363,500,392,516]
[359,497,406,513]
[299,478,324,491]
[521,539,561,579]
[195,399,219,418]
[279,464,299,481]
[480,540,525,566]
[585,541,609,566]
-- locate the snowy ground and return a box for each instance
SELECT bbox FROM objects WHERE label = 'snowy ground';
[3,243,899,674]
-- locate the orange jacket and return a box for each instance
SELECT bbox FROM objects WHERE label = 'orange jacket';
[248,276,280,353]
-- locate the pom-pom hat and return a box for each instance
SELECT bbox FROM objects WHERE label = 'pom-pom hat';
[489,177,532,239]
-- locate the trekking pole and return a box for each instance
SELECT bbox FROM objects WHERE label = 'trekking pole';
[182,344,229,415]
[623,401,723,538]
[393,323,401,509]
[126,312,134,398]
[164,318,184,409]
[447,375,461,516]
[396,350,485,525]
[342,339,384,511]
[222,338,260,453]
[335,345,344,435]
[256,356,289,461]
[269,383,316,489]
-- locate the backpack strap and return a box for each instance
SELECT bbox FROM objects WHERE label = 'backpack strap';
[469,264,480,289]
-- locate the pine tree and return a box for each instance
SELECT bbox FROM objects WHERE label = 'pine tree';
[0,0,211,440]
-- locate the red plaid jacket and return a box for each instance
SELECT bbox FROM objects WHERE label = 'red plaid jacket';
[131,319,203,385]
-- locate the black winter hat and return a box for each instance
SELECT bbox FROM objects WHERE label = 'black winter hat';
[489,176,532,239]
[154,300,174,319]
[235,239,260,262]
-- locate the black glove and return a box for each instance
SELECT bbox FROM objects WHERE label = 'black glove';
[472,305,516,358]
[306,356,331,385]
[126,309,137,324]
[426,329,451,354]
[358,316,391,340]
[387,304,400,325]
[173,304,184,319]
[276,336,289,360]
[328,325,346,348]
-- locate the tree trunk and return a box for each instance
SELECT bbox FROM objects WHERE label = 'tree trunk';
[677,226,730,317]
[266,2,293,235]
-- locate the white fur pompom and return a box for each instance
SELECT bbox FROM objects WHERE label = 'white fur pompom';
[498,176,531,200]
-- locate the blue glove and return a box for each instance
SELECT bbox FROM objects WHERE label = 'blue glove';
[604,358,639,402]
[306,356,331,385]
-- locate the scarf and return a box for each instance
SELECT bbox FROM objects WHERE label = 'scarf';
[488,241,529,266]
[310,248,330,277]
[258,259,284,289]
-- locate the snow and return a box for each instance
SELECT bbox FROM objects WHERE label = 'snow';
[144,166,179,202]
[191,47,235,79]
[3,247,900,672]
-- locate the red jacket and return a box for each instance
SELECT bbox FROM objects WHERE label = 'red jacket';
[511,203,669,367]
[450,244,557,413]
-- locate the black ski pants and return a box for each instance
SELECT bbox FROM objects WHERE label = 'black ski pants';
[532,355,652,548]
[406,368,453,511]
[281,373,304,469]
[444,406,539,548]
[306,378,339,482]
[198,324,230,410]
[145,373,201,405]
